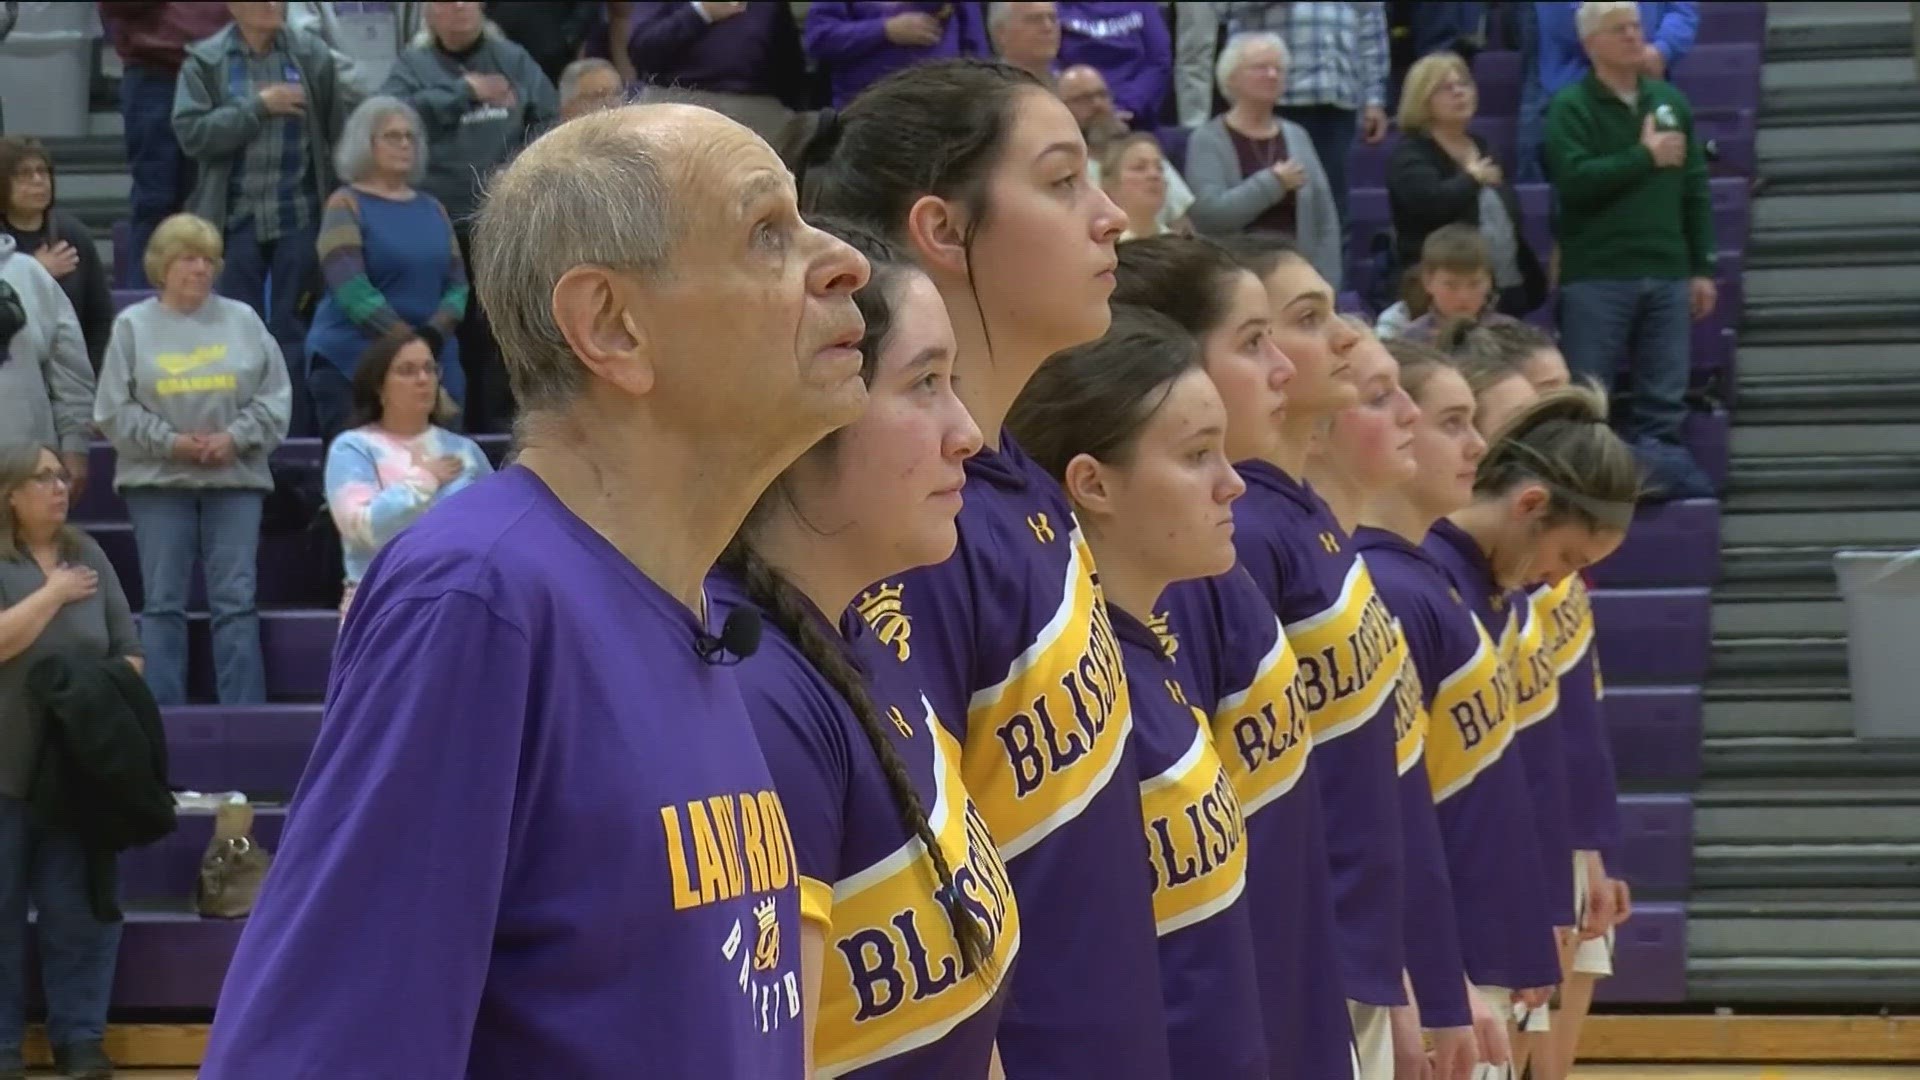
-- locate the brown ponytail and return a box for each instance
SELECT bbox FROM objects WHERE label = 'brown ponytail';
[1474,383,1640,532]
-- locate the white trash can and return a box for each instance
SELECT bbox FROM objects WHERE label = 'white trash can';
[0,1,98,138]
[1835,549,1920,740]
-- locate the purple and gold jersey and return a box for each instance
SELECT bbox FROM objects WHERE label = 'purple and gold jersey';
[1353,528,1475,1030]
[1513,578,1579,927]
[848,438,1170,1079]
[1111,604,1268,1079]
[714,573,1020,1079]
[1541,574,1623,862]
[202,467,806,1079]
[1409,519,1563,991]
[1161,567,1362,1078]
[1231,460,1409,1007]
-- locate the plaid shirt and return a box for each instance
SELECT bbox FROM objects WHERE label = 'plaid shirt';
[222,32,316,243]
[1226,2,1390,111]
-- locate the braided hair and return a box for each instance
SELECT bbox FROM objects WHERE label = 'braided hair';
[717,215,992,979]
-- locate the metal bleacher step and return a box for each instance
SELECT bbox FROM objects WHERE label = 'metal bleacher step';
[1694,839,1920,889]
[1692,891,1920,959]
[1720,499,1920,546]
[1736,331,1920,379]
[1709,636,1847,689]
[1695,779,1920,844]
[1764,2,1918,63]
[1712,595,1844,638]
[1687,954,1920,1006]
[1726,421,1920,460]
[1702,734,1920,779]
[1746,260,1920,304]
[1733,373,1920,419]
[1703,686,1853,739]
[1724,452,1920,512]
[1741,297,1920,338]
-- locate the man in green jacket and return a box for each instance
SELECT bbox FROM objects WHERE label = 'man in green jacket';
[1545,0,1716,500]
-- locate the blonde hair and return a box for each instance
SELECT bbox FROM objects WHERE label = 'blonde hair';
[1397,51,1473,135]
[0,444,82,561]
[1097,131,1162,190]
[144,213,223,289]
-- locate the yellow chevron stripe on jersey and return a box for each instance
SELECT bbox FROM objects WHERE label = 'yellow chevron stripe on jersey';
[1212,616,1314,817]
[1141,700,1249,936]
[1531,575,1596,677]
[968,527,1133,860]
[1285,559,1407,746]
[1390,622,1427,777]
[816,698,1022,1077]
[1505,597,1560,734]
[1424,617,1516,804]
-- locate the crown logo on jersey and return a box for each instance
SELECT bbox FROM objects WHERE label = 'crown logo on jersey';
[1146,611,1179,659]
[1317,531,1341,554]
[854,583,912,662]
[1026,513,1056,544]
[751,897,781,972]
[887,705,914,739]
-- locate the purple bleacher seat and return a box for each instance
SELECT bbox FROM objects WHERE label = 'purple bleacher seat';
[1695,1,1765,46]
[1466,115,1517,172]
[1348,185,1390,244]
[91,522,341,610]
[1336,291,1366,315]
[1615,793,1695,895]
[71,443,126,524]
[121,806,289,902]
[1516,182,1554,264]
[1593,900,1687,1003]
[1683,409,1730,492]
[1710,176,1751,249]
[1603,684,1704,783]
[1672,43,1761,113]
[1691,323,1736,386]
[138,610,337,702]
[1347,130,1396,192]
[1154,124,1191,174]
[1471,49,1523,117]
[110,219,133,289]
[1697,108,1757,179]
[1592,497,1721,588]
[1592,587,1711,685]
[27,908,243,1010]
[164,704,323,795]
[111,288,154,314]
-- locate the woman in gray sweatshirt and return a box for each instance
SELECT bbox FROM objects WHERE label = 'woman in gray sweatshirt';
[0,234,93,500]
[93,213,291,707]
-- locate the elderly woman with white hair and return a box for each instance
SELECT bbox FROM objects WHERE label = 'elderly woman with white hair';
[1185,30,1343,289]
[304,95,468,441]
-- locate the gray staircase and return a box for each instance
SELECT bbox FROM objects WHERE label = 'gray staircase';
[1693,0,1920,1006]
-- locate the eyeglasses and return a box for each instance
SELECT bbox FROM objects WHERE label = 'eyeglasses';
[392,362,440,380]
[377,131,419,145]
[25,470,71,490]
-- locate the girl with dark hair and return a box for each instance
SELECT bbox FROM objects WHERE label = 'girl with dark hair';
[1006,305,1265,1079]
[1112,235,1371,1080]
[802,59,1172,1079]
[713,219,1018,1079]
[322,329,491,616]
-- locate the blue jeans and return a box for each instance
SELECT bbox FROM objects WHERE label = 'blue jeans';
[0,796,121,1056]
[124,488,267,706]
[219,222,318,438]
[1557,278,1692,444]
[119,65,197,285]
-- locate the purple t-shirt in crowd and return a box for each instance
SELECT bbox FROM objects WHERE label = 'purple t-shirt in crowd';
[199,466,807,1079]
[1161,566,1362,1078]
[1231,460,1409,1008]
[713,571,1019,1079]
[1055,1,1173,126]
[1541,574,1623,865]
[1415,519,1563,991]
[802,2,990,107]
[844,436,1171,1080]
[1110,603,1267,1080]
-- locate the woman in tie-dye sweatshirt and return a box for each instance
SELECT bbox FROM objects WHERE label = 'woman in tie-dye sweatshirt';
[323,329,491,615]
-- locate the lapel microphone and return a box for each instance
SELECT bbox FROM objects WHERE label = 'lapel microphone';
[696,608,763,666]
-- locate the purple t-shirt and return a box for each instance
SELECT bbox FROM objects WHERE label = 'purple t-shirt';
[712,571,1018,1079]
[1231,461,1408,1008]
[200,467,807,1079]
[1352,529,1479,1030]
[1055,1,1173,126]
[1414,519,1563,990]
[802,2,990,107]
[1161,566,1362,1077]
[844,436,1171,1080]
[1110,603,1267,1080]
[1541,575,1623,863]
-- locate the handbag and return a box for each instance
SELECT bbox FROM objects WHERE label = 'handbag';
[195,797,273,919]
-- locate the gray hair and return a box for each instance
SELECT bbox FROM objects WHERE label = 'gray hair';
[334,95,427,184]
[411,18,502,49]
[559,57,619,105]
[471,107,684,414]
[1215,30,1289,102]
[1576,0,1640,39]
[988,1,1053,33]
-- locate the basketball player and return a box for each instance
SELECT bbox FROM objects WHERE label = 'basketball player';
[199,104,872,1078]
[801,60,1173,1078]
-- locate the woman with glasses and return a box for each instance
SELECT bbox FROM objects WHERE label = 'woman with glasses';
[1387,53,1546,319]
[0,444,142,1080]
[305,95,470,442]
[323,329,492,618]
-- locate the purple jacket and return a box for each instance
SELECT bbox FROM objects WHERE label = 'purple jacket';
[628,1,809,107]
[803,2,990,107]
[1543,574,1624,863]
[1055,1,1172,126]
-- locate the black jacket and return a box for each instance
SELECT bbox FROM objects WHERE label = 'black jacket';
[26,655,176,922]
[1386,131,1548,315]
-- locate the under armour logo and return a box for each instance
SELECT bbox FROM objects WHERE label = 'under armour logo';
[887,705,913,739]
[1317,531,1341,554]
[1027,513,1056,544]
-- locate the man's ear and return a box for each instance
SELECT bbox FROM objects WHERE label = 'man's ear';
[552,266,653,397]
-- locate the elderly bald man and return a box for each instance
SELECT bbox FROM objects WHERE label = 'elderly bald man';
[199,103,871,1080]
